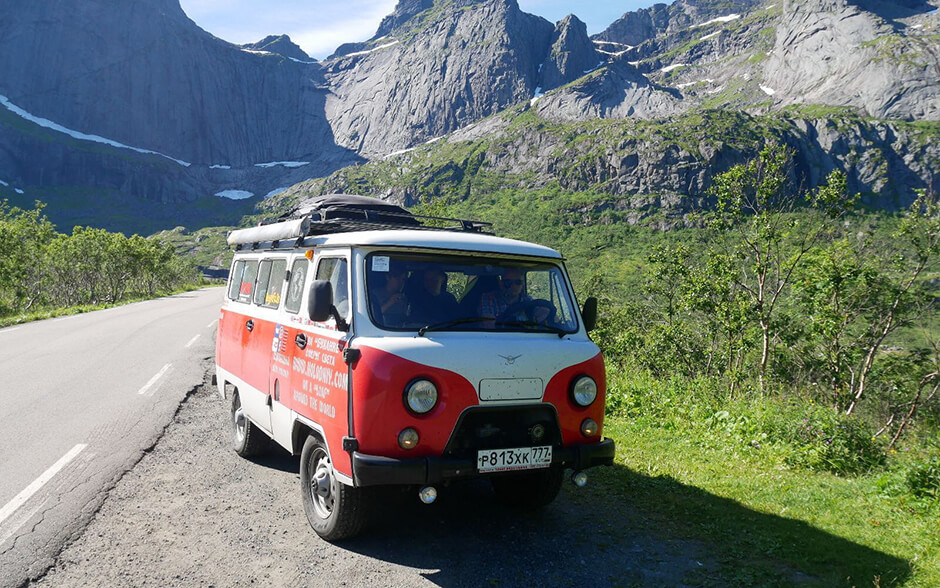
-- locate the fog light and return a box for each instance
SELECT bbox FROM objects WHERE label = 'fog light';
[418,486,438,504]
[529,423,546,442]
[398,427,419,450]
[580,418,598,438]
[572,472,588,487]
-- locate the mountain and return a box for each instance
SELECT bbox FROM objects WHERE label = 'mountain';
[242,35,314,62]
[0,0,937,233]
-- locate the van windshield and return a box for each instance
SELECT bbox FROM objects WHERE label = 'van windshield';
[365,253,579,334]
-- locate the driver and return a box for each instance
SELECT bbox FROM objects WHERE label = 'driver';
[478,269,531,321]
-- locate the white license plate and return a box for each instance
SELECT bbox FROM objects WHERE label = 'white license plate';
[477,446,552,473]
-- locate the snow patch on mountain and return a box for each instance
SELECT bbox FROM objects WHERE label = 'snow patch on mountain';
[344,40,400,58]
[693,14,741,28]
[661,63,689,73]
[254,161,309,169]
[677,78,714,89]
[0,94,191,167]
[215,190,254,200]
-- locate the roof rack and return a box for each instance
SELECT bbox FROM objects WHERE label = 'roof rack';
[227,196,493,248]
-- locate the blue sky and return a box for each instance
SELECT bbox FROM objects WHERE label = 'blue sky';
[178,0,659,59]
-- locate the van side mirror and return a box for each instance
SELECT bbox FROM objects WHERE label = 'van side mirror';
[581,297,598,332]
[308,280,334,322]
[308,280,350,331]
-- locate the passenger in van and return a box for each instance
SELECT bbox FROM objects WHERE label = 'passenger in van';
[478,269,532,322]
[370,264,408,327]
[408,268,459,324]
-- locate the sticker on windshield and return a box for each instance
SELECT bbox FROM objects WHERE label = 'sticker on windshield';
[372,256,390,272]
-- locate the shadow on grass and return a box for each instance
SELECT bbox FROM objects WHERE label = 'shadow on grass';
[331,464,910,588]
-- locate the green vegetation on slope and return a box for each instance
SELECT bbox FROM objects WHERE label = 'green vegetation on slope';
[0,200,206,324]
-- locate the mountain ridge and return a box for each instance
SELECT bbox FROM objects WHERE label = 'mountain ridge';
[0,0,937,233]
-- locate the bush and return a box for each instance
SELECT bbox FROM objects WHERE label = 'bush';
[906,452,940,501]
[773,407,886,475]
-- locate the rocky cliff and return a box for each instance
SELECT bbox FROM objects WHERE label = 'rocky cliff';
[242,35,313,62]
[0,0,937,233]
[323,0,553,156]
[264,107,940,229]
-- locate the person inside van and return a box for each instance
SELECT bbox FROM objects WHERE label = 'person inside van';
[408,267,459,324]
[478,268,532,323]
[370,263,408,327]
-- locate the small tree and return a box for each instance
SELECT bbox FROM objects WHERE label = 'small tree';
[710,144,854,392]
[845,190,940,415]
[0,201,57,313]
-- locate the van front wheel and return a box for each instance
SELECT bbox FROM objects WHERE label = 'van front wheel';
[491,466,564,508]
[231,389,267,457]
[300,435,367,541]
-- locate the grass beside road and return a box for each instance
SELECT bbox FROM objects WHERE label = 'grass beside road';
[0,282,222,329]
[595,416,939,587]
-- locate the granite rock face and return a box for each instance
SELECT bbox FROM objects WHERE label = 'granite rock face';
[0,0,938,232]
[533,61,683,121]
[323,0,553,156]
[763,0,940,120]
[242,35,313,62]
[538,15,603,91]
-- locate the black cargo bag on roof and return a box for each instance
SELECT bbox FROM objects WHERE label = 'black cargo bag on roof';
[289,194,420,227]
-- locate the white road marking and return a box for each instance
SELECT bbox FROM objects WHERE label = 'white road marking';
[0,444,87,527]
[0,497,47,546]
[184,334,201,348]
[0,327,20,334]
[137,364,172,396]
[206,320,218,329]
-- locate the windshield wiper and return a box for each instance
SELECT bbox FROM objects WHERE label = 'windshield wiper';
[418,316,491,336]
[496,320,569,338]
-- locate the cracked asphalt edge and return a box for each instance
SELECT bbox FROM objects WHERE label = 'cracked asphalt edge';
[16,357,215,588]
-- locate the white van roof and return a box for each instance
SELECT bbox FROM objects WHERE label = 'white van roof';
[308,229,563,260]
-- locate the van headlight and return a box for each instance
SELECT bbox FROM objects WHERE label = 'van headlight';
[405,379,438,414]
[570,376,597,407]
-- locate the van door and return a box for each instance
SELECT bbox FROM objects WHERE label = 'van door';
[289,253,354,479]
[269,254,309,450]
[218,259,248,377]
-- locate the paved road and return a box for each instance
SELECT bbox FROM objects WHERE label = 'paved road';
[0,287,224,587]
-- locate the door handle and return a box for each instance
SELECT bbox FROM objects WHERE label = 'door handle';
[295,333,308,349]
[245,319,254,332]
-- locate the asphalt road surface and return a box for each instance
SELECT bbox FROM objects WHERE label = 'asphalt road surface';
[0,288,224,588]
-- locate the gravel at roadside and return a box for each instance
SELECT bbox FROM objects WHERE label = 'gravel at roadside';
[33,367,709,587]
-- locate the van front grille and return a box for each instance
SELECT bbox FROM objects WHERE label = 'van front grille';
[442,405,561,458]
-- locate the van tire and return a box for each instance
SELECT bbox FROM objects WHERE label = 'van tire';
[231,389,267,457]
[300,435,367,541]
[491,466,564,508]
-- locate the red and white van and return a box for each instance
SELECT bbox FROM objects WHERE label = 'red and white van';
[216,194,614,540]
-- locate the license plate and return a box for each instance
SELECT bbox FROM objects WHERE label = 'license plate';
[477,446,552,473]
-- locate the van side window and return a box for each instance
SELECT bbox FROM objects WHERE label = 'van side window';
[262,260,287,309]
[316,258,349,318]
[227,261,245,300]
[284,258,308,314]
[253,260,273,306]
[237,261,259,304]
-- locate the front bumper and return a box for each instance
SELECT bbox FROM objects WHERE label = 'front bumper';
[351,437,616,487]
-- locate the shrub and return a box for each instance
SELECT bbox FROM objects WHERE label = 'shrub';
[774,407,886,475]
[906,453,940,501]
